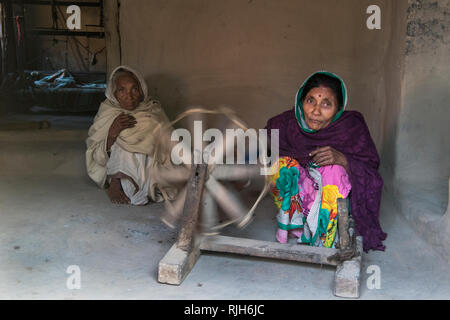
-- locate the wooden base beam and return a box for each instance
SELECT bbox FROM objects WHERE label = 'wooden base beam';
[158,238,201,285]
[200,235,339,266]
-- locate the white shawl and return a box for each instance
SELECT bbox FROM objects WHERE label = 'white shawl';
[85,66,178,201]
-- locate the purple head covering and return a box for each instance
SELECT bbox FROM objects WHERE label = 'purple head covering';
[266,71,387,252]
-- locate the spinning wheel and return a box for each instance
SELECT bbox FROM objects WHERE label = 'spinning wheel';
[154,107,271,238]
[155,107,363,299]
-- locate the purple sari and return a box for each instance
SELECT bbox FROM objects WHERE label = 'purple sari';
[266,108,387,252]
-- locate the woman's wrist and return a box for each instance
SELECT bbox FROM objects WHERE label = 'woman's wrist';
[106,134,117,152]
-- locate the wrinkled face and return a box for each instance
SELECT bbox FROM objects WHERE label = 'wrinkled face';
[114,73,143,111]
[302,86,339,131]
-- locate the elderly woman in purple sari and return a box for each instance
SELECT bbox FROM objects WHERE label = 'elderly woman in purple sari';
[266,71,386,252]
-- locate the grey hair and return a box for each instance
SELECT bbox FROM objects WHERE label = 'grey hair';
[110,69,144,101]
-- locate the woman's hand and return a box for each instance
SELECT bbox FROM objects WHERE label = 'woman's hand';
[107,113,137,152]
[309,146,349,172]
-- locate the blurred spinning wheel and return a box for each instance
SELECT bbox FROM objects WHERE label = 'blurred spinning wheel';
[153,107,271,237]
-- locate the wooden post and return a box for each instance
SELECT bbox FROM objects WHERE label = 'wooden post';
[158,161,208,285]
[12,0,25,73]
[337,198,350,250]
[104,0,121,77]
[176,162,208,251]
[1,1,17,76]
[334,197,363,298]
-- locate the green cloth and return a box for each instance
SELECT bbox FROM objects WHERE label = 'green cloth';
[294,71,348,133]
[276,166,300,211]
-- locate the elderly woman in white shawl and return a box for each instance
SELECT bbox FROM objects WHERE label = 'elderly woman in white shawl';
[86,66,177,205]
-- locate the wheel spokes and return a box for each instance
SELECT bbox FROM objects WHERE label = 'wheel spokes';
[159,107,270,234]
[161,185,188,228]
[205,175,248,227]
[199,189,219,236]
[153,165,190,184]
[210,164,261,181]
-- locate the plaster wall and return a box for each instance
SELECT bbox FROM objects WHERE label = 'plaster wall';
[114,0,404,152]
[394,0,450,208]
[390,0,450,261]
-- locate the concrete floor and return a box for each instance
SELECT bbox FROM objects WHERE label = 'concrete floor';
[0,112,449,300]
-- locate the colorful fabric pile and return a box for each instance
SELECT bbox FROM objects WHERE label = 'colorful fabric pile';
[270,156,351,248]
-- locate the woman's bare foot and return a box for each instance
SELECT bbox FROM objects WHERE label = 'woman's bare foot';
[111,172,139,195]
[107,178,130,204]
[276,228,288,244]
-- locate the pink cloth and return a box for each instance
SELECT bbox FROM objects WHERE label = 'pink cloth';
[299,165,351,216]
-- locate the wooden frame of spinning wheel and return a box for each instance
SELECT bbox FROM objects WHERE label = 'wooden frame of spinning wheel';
[157,162,364,299]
